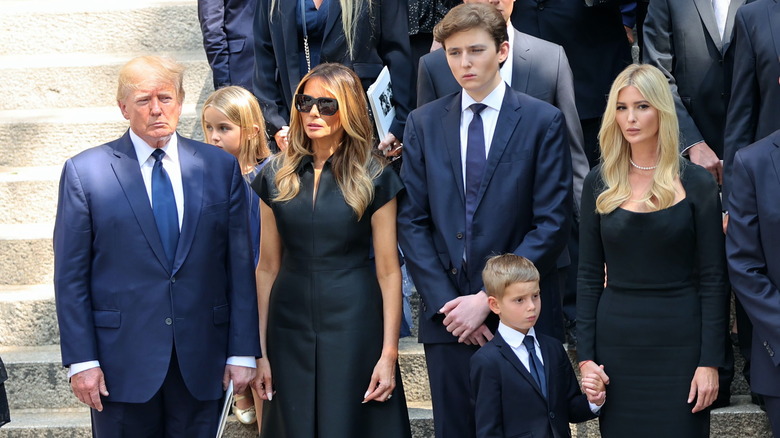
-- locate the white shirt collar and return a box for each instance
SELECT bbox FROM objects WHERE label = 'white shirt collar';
[498,321,538,350]
[129,129,180,166]
[461,80,506,114]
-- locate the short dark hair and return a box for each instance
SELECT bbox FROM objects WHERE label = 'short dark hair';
[433,3,508,51]
[482,254,540,299]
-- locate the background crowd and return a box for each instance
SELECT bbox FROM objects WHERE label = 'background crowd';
[48,0,780,437]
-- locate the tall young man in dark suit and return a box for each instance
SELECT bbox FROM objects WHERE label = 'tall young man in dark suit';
[399,5,573,437]
[54,56,261,437]
[197,0,257,90]
[726,128,780,435]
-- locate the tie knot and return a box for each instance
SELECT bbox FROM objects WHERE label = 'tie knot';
[523,335,536,352]
[152,149,166,162]
[470,103,487,116]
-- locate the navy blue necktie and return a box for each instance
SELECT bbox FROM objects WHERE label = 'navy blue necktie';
[151,149,179,267]
[523,335,547,398]
[465,103,487,264]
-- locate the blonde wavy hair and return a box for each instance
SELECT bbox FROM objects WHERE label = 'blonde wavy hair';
[202,86,270,178]
[272,63,382,219]
[596,64,680,214]
[270,0,371,59]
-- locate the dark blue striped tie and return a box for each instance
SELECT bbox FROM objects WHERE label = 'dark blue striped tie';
[151,149,179,267]
[524,335,547,398]
[465,103,487,264]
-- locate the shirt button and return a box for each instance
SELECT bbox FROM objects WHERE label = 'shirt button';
[456,232,464,239]
[165,318,173,325]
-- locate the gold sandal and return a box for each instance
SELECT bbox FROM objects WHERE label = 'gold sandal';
[232,394,257,424]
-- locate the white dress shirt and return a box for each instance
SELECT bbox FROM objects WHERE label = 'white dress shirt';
[68,131,254,378]
[497,322,601,413]
[459,81,506,187]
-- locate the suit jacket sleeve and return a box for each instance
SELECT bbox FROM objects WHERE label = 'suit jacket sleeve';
[416,54,438,108]
[252,0,288,134]
[686,166,727,367]
[198,0,231,88]
[643,0,705,151]
[560,345,597,423]
[576,169,605,362]
[723,9,759,211]
[511,110,572,277]
[378,0,414,140]
[726,151,780,367]
[470,350,504,438]
[398,114,461,319]
[553,46,587,215]
[53,159,98,366]
[226,160,262,356]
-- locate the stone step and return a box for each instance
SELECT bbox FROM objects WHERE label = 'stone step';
[0,285,58,347]
[0,106,206,168]
[0,167,60,225]
[0,0,203,57]
[0,397,770,438]
[0,224,53,286]
[0,341,430,412]
[0,52,213,111]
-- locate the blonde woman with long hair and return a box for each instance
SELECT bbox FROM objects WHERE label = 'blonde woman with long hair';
[250,63,411,438]
[252,0,412,156]
[577,64,727,437]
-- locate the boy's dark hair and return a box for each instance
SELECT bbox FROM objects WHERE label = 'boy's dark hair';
[433,3,508,51]
[482,254,540,299]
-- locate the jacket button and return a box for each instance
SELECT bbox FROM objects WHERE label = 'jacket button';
[451,268,458,275]
[456,232,464,239]
[549,412,555,419]
[165,318,173,325]
[765,341,769,346]
[171,277,176,283]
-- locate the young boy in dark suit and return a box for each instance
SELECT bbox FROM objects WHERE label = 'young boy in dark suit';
[470,254,605,438]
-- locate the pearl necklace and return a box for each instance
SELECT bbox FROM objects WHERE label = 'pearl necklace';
[629,158,657,171]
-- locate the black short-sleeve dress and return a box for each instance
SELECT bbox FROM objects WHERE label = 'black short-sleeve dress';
[577,162,727,437]
[252,155,412,438]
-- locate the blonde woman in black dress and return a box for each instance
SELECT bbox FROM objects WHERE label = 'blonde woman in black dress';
[251,63,411,438]
[577,64,727,437]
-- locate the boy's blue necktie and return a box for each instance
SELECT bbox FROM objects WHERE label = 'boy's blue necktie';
[151,149,179,267]
[523,335,547,399]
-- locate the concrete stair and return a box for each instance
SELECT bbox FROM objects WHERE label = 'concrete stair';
[0,0,772,436]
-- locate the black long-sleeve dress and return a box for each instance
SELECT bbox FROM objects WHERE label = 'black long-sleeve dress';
[577,162,727,437]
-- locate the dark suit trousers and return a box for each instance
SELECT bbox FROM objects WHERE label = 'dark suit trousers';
[90,348,221,438]
[424,342,480,438]
[763,396,780,436]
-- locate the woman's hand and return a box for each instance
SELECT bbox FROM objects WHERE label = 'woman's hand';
[363,352,397,403]
[688,366,718,413]
[579,361,610,393]
[252,357,275,401]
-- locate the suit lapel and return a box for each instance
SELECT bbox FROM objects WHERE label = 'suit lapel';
[173,136,203,274]
[321,0,341,54]
[281,0,303,93]
[770,134,780,189]
[495,333,547,400]
[693,0,724,51]
[510,30,531,91]
[474,85,520,211]
[770,0,780,63]
[443,93,466,204]
[722,0,746,53]
[110,131,170,271]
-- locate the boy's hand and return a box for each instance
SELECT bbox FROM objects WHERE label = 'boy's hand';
[582,373,606,406]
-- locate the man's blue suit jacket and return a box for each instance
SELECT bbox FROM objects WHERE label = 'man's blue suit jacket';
[726,129,780,397]
[53,131,261,403]
[399,85,573,344]
[198,0,257,89]
[470,332,596,438]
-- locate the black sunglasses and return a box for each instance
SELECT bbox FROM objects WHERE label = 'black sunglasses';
[294,94,339,116]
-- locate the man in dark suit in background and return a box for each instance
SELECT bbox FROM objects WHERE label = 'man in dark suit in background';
[511,0,633,168]
[726,128,780,435]
[643,0,747,409]
[198,0,257,90]
[399,5,572,437]
[54,56,260,437]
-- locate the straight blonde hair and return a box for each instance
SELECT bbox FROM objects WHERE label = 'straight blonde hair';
[596,64,680,214]
[202,86,270,179]
[272,63,382,219]
[482,254,540,299]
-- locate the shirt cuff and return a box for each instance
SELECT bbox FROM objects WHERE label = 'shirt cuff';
[68,360,101,378]
[589,401,603,414]
[227,356,256,368]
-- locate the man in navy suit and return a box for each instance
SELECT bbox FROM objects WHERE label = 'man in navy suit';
[399,5,572,437]
[198,0,257,90]
[53,56,260,437]
[726,128,780,435]
[471,254,603,438]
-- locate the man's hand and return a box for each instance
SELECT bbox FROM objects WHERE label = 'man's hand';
[223,364,257,395]
[274,126,289,151]
[687,142,723,184]
[440,291,491,343]
[462,324,494,346]
[71,367,108,411]
[378,133,403,159]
